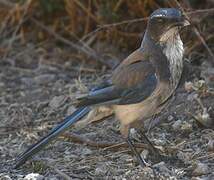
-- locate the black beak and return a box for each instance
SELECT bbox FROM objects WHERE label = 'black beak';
[168,16,190,30]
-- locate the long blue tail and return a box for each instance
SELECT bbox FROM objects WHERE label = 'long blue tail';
[14,107,90,168]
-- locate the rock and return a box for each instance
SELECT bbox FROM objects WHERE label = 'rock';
[140,167,155,180]
[0,174,12,180]
[207,139,214,151]
[185,81,194,92]
[172,119,193,133]
[172,120,182,131]
[152,162,178,179]
[24,173,44,180]
[180,121,193,132]
[49,95,67,109]
[153,161,170,173]
[141,149,149,159]
[197,108,213,128]
[129,128,139,140]
[177,151,192,164]
[95,164,108,176]
[167,115,174,122]
[192,162,209,176]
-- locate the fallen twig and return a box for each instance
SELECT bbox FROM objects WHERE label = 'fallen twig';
[61,133,149,150]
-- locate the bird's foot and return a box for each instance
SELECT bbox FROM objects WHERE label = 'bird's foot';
[126,137,152,168]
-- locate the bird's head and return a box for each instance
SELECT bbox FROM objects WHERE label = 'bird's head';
[147,8,190,42]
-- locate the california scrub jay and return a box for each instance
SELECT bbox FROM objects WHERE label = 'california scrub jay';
[14,8,190,168]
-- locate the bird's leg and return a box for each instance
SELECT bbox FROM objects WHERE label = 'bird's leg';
[121,125,149,167]
[126,136,149,167]
[138,129,162,161]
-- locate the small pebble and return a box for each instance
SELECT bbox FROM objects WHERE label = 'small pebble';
[153,138,166,146]
[192,162,209,176]
[153,161,170,173]
[207,139,214,151]
[197,108,213,127]
[167,115,174,122]
[141,149,149,159]
[185,81,194,92]
[129,128,138,140]
[180,121,193,132]
[49,95,66,109]
[172,120,182,131]
[0,174,12,180]
[95,164,108,176]
[177,151,191,163]
[24,173,44,180]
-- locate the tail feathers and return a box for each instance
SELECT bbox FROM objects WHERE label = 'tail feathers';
[14,107,90,169]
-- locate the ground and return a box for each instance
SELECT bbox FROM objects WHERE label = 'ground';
[0,42,213,180]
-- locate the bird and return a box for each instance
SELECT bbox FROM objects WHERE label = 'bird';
[14,8,190,168]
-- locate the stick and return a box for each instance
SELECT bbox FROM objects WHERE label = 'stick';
[60,133,149,150]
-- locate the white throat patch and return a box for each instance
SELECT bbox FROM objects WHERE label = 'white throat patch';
[160,28,184,88]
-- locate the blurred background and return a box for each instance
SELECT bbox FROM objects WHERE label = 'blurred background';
[0,0,213,69]
[0,0,214,179]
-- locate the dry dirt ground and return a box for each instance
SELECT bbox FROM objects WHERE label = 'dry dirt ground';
[0,42,213,180]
